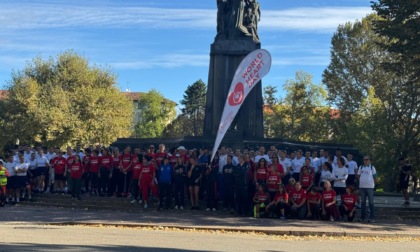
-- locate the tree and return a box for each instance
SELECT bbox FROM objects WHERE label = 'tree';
[135,89,176,138]
[264,71,330,142]
[179,79,207,136]
[0,51,133,147]
[322,14,420,190]
[263,85,279,137]
[372,0,420,82]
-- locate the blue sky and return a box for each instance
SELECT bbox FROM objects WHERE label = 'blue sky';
[0,0,373,108]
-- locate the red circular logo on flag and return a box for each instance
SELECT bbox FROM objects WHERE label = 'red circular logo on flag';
[228,82,244,106]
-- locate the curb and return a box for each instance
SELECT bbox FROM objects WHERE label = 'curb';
[43,221,420,238]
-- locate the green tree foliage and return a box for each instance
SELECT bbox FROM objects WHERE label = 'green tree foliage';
[263,71,330,142]
[1,51,133,147]
[135,89,176,138]
[372,0,420,82]
[263,85,279,137]
[179,79,207,136]
[323,14,420,190]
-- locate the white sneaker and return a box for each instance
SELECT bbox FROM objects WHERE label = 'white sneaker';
[180,206,184,210]
[130,199,137,204]
[144,203,148,209]
[206,208,211,211]
[212,208,216,212]
[174,205,178,210]
[138,199,143,204]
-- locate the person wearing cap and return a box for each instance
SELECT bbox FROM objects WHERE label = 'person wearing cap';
[177,146,189,165]
[173,155,187,210]
[356,156,377,222]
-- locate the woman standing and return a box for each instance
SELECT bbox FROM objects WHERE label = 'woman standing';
[332,157,348,203]
[254,158,268,188]
[138,156,158,208]
[35,149,50,193]
[68,155,85,200]
[173,155,187,210]
[99,148,113,197]
[119,146,133,197]
[187,156,202,210]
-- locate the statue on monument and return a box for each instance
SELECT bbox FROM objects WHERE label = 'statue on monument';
[216,0,261,43]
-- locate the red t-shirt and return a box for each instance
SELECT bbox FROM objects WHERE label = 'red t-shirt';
[274,192,289,203]
[342,193,357,210]
[52,157,67,175]
[307,191,321,207]
[70,163,84,179]
[132,160,142,179]
[112,155,120,170]
[120,153,132,172]
[322,189,336,205]
[90,156,100,173]
[66,156,75,172]
[286,185,295,195]
[267,171,281,191]
[140,163,155,180]
[300,173,314,188]
[253,191,270,203]
[246,161,256,181]
[274,163,285,174]
[291,189,307,205]
[100,156,113,170]
[256,166,267,181]
[155,152,167,167]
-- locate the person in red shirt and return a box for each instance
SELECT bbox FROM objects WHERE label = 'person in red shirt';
[67,155,85,200]
[253,184,271,218]
[65,150,75,194]
[99,148,113,197]
[89,150,100,195]
[290,181,307,219]
[51,151,67,194]
[285,177,296,196]
[266,164,281,200]
[130,153,143,204]
[339,185,357,221]
[306,186,322,220]
[270,155,285,177]
[119,146,133,197]
[322,180,341,221]
[108,148,121,196]
[266,184,289,219]
[138,156,158,208]
[299,166,314,191]
[155,144,167,167]
[254,158,268,188]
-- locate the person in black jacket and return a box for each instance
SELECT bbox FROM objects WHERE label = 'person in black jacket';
[223,155,235,213]
[233,155,250,216]
[205,156,219,211]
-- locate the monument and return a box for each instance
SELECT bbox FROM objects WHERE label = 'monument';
[204,0,264,140]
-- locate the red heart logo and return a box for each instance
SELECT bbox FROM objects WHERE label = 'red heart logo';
[228,82,244,106]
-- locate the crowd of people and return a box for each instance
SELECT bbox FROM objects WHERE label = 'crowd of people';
[0,143,390,223]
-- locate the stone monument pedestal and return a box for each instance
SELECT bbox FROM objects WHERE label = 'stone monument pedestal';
[203,39,264,141]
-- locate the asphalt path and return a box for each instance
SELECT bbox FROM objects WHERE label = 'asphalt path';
[1,224,419,252]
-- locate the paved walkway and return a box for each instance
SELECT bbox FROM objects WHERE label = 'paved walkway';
[1,197,419,238]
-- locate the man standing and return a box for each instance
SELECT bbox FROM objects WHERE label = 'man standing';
[357,156,377,223]
[398,157,411,207]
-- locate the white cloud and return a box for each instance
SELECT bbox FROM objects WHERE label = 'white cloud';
[0,3,371,32]
[110,54,209,69]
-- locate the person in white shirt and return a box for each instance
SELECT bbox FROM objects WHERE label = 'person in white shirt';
[218,147,228,201]
[232,149,241,166]
[291,150,305,182]
[15,153,30,202]
[35,149,50,193]
[357,156,377,222]
[333,148,348,167]
[346,154,358,187]
[279,150,292,184]
[4,155,17,203]
[311,150,321,186]
[320,161,333,188]
[254,146,271,164]
[45,147,57,193]
[23,146,33,161]
[332,157,348,202]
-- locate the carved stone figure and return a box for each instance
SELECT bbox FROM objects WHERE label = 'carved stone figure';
[216,0,260,42]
